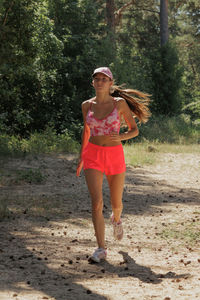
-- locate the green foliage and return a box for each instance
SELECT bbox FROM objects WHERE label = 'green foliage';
[149,43,183,115]
[170,0,200,120]
[112,3,160,92]
[15,169,46,184]
[182,99,200,121]
[0,0,199,140]
[0,127,79,156]
[0,0,71,135]
[135,114,200,144]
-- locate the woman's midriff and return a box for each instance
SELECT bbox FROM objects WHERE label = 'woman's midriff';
[89,135,121,147]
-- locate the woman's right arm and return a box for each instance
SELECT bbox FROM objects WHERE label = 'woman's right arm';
[76,101,90,177]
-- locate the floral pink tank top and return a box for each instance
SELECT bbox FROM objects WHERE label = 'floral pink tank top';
[86,98,120,136]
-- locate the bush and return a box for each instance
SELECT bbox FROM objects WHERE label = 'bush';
[150,43,183,115]
[133,114,200,144]
[0,127,80,157]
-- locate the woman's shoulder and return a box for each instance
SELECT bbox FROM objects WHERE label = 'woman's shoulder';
[81,98,95,112]
[83,97,95,103]
[114,97,125,107]
[82,97,95,106]
[113,97,128,114]
[114,97,125,102]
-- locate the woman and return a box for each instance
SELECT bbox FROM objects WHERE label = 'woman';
[76,67,151,263]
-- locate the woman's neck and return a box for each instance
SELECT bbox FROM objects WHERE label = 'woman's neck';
[95,92,112,104]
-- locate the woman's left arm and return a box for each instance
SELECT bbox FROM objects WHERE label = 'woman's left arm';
[110,99,139,142]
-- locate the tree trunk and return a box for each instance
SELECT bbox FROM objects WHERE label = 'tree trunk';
[106,0,115,34]
[160,0,169,46]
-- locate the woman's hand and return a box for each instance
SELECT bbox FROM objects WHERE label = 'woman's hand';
[76,158,83,177]
[109,131,122,142]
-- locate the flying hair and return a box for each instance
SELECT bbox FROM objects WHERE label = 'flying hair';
[110,85,151,123]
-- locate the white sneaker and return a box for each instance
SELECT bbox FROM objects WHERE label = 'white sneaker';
[111,213,123,241]
[89,248,107,263]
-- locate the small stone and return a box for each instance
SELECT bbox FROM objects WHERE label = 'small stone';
[19,266,24,269]
[178,285,184,290]
[184,260,191,266]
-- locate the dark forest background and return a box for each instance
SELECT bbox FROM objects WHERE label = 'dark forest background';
[0,0,199,141]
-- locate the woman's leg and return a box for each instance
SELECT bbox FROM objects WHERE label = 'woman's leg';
[84,169,105,249]
[106,172,125,223]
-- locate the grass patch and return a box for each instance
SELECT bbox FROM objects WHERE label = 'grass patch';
[0,168,46,185]
[0,198,10,220]
[14,169,46,184]
[124,143,157,167]
[124,142,200,167]
[123,113,200,167]
[158,220,200,246]
[151,143,200,154]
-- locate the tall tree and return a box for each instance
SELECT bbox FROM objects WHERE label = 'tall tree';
[106,0,115,33]
[160,0,169,46]
[0,0,65,135]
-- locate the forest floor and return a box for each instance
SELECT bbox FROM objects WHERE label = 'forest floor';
[0,151,200,300]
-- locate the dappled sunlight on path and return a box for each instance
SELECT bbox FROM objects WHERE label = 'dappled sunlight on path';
[0,153,200,299]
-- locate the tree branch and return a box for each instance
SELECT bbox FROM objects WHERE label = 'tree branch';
[115,0,134,15]
[114,2,159,26]
[175,0,187,11]
[2,1,14,26]
[130,8,160,14]
[115,1,135,26]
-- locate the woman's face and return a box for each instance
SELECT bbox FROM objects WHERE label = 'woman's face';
[92,73,113,92]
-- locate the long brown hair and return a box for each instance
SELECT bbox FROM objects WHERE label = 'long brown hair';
[110,85,151,123]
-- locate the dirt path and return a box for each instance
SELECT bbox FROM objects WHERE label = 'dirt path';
[0,152,200,300]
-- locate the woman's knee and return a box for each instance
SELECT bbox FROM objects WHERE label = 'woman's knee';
[111,201,123,211]
[92,198,103,214]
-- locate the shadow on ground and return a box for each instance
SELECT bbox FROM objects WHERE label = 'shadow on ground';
[0,154,199,299]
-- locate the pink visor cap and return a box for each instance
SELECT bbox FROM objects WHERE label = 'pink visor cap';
[92,67,113,80]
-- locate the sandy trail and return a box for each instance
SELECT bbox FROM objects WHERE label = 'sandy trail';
[0,152,200,300]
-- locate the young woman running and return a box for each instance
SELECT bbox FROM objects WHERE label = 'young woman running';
[76,67,151,263]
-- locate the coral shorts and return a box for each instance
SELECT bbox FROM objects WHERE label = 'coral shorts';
[82,142,126,175]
